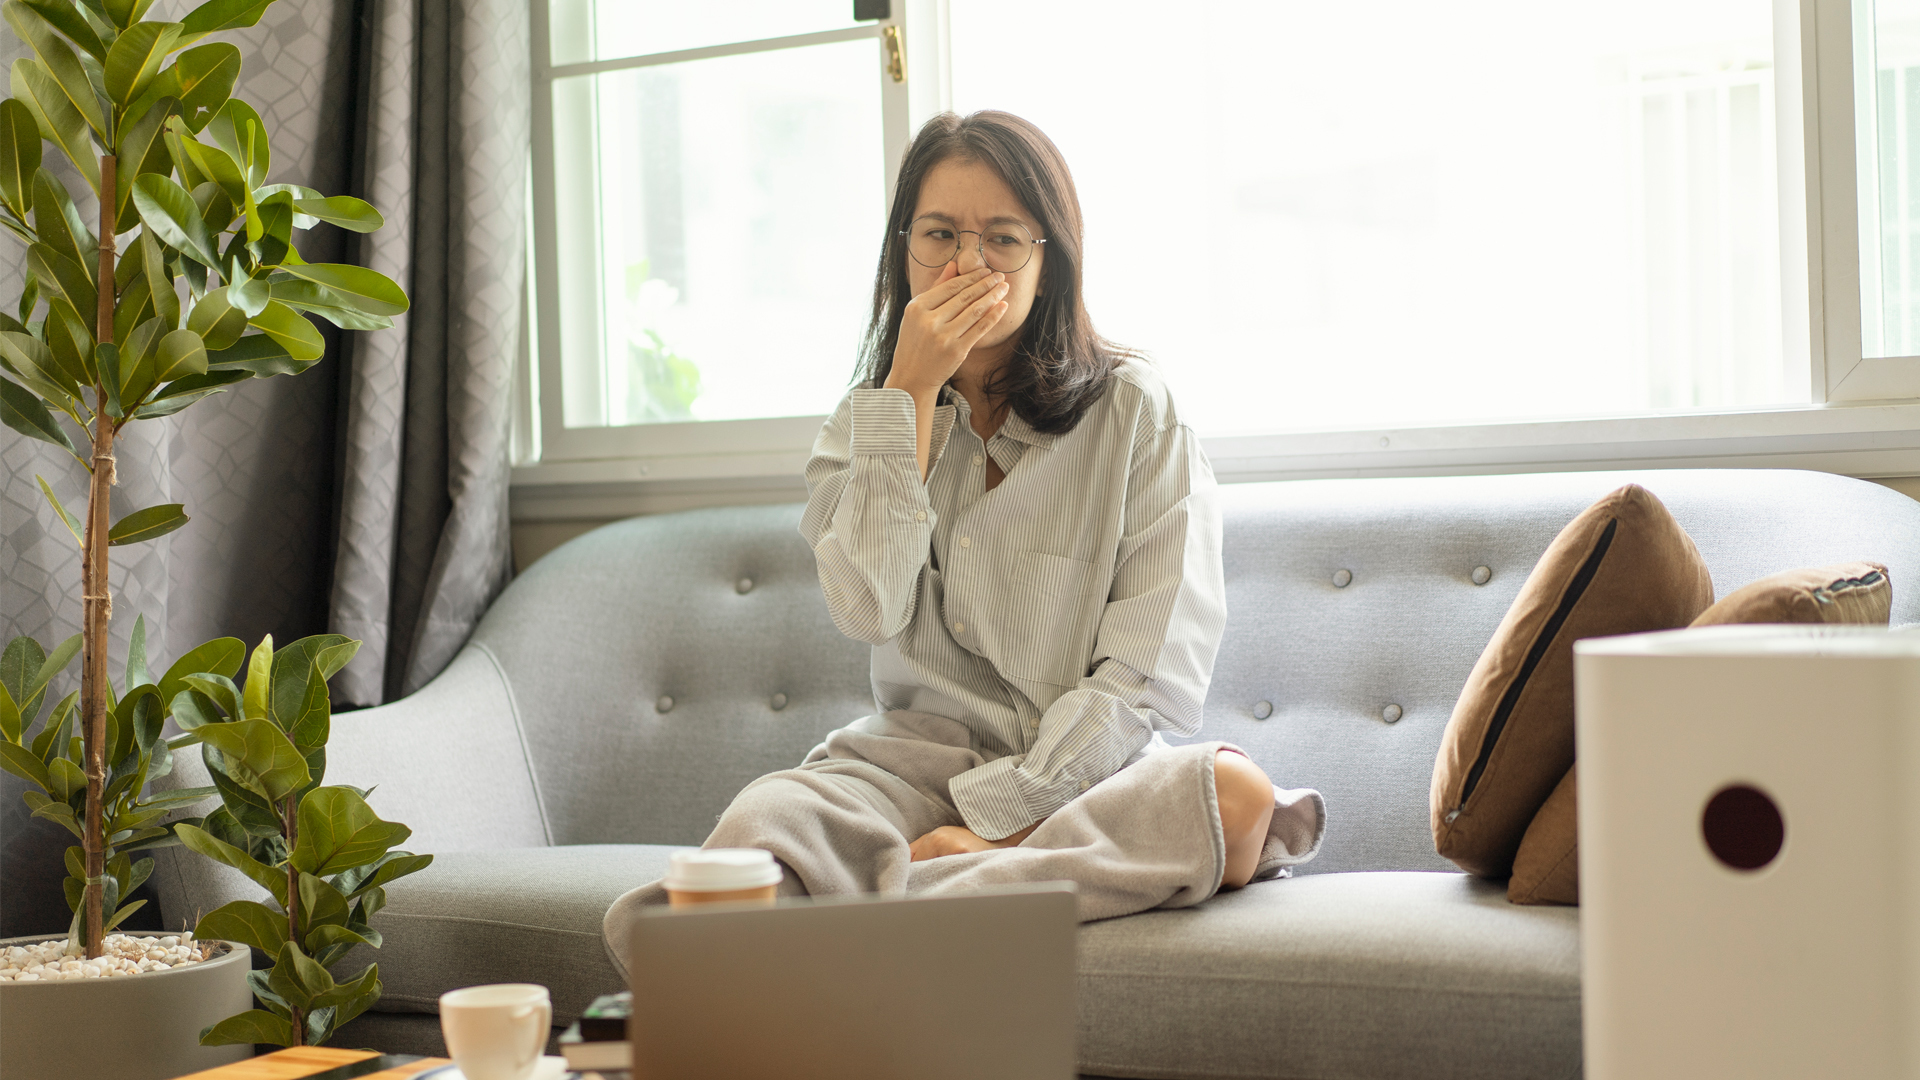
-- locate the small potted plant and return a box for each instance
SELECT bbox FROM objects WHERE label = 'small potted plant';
[0,0,409,1073]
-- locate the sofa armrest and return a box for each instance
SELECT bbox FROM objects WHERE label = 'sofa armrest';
[149,643,551,930]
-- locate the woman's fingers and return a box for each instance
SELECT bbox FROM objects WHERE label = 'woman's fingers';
[955,301,1009,351]
[924,268,1001,321]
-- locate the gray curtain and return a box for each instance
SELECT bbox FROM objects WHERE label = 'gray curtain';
[329,0,526,707]
[1,0,527,933]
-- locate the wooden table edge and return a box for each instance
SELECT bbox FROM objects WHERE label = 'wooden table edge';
[171,1046,451,1079]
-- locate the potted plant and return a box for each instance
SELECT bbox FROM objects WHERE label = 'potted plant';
[0,0,410,1072]
[174,633,432,1049]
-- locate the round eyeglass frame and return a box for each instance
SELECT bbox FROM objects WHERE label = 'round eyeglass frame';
[899,216,1047,274]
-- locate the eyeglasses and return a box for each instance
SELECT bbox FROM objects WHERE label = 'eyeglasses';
[900,216,1047,274]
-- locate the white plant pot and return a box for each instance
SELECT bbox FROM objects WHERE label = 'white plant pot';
[0,934,253,1080]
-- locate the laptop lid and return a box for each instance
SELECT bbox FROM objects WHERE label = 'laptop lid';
[625,882,1078,1080]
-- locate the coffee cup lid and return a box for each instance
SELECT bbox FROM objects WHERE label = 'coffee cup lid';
[665,848,783,892]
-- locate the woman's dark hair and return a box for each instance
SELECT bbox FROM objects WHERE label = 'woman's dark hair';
[858,110,1125,435]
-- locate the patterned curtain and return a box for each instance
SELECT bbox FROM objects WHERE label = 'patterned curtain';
[0,0,526,934]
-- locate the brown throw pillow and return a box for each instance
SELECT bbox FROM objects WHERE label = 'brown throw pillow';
[1431,484,1713,879]
[1506,560,1893,907]
[1690,562,1891,626]
[1510,766,1578,905]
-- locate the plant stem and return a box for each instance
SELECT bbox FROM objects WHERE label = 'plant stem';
[79,153,117,960]
[286,793,303,1046]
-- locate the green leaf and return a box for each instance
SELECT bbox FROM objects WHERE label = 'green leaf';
[175,822,287,905]
[285,661,327,749]
[203,97,266,189]
[0,375,79,455]
[24,790,81,837]
[242,634,271,721]
[245,301,323,362]
[131,172,218,266]
[204,331,312,376]
[199,1010,294,1049]
[43,299,95,386]
[94,341,121,417]
[0,682,19,744]
[169,689,217,730]
[103,897,146,931]
[178,0,273,41]
[160,42,238,131]
[0,636,47,729]
[102,19,178,106]
[269,279,391,332]
[31,169,95,286]
[228,267,268,317]
[0,736,49,787]
[117,314,162,404]
[151,327,206,384]
[291,787,410,877]
[195,899,286,957]
[297,870,350,931]
[133,368,246,416]
[159,636,244,701]
[1,329,80,399]
[134,785,215,813]
[112,272,152,344]
[277,263,408,318]
[125,612,149,689]
[46,753,82,799]
[0,98,41,219]
[185,285,247,349]
[28,244,96,331]
[30,691,75,761]
[27,632,81,705]
[113,95,174,232]
[107,502,187,545]
[139,229,180,331]
[182,672,239,720]
[19,0,107,61]
[334,850,430,901]
[101,0,155,30]
[194,717,307,801]
[268,635,354,723]
[9,58,100,193]
[3,3,109,141]
[286,195,384,234]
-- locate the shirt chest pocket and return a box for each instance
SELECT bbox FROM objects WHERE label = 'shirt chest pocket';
[990,550,1100,687]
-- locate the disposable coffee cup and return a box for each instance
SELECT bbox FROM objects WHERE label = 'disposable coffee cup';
[665,848,782,907]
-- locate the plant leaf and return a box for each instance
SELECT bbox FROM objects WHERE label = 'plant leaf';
[113,94,174,232]
[151,327,206,384]
[107,502,187,545]
[245,301,323,361]
[292,787,410,877]
[199,1009,294,1049]
[9,58,100,193]
[195,717,307,801]
[297,870,349,931]
[3,3,109,141]
[204,331,312,376]
[0,374,78,455]
[177,0,273,41]
[18,0,107,61]
[133,368,245,416]
[0,681,19,744]
[126,611,149,688]
[131,172,218,266]
[28,243,96,331]
[0,98,40,219]
[159,636,244,701]
[334,850,430,900]
[185,285,247,349]
[182,671,239,720]
[102,19,178,106]
[0,635,47,728]
[30,169,95,286]
[268,635,353,723]
[268,279,391,331]
[101,0,156,30]
[0,736,50,787]
[43,300,95,386]
[195,898,286,957]
[46,753,82,799]
[175,822,287,905]
[103,897,146,931]
[1,329,80,399]
[162,42,239,131]
[242,634,271,720]
[286,195,384,233]
[30,691,75,762]
[27,631,81,705]
[203,97,266,188]
[277,263,408,317]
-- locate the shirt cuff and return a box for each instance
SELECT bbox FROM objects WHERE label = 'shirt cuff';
[850,387,919,456]
[948,756,1076,840]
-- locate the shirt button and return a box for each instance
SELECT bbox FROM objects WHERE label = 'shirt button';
[954,622,966,634]
[915,510,927,522]
[973,454,984,467]
[960,536,971,548]
[1079,780,1090,793]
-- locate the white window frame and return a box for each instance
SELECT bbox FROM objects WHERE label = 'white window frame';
[513,0,1920,520]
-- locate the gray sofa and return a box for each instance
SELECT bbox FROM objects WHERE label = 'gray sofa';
[152,468,1920,1079]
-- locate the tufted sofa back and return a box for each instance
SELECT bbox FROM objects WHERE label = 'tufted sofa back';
[479,469,1920,872]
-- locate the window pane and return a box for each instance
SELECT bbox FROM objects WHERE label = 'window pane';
[1860,0,1920,358]
[952,1,1791,433]
[550,0,864,67]
[551,39,884,428]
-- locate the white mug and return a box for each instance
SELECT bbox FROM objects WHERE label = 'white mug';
[439,983,551,1080]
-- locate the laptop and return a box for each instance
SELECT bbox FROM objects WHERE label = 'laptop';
[623,882,1078,1080]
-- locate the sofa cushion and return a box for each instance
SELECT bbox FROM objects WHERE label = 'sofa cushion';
[1690,561,1892,626]
[345,844,690,1023]
[1077,871,1580,1080]
[1509,766,1580,905]
[1431,484,1713,878]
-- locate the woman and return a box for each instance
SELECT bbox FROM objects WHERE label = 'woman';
[605,112,1323,935]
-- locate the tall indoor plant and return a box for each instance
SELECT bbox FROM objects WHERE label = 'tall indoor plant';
[0,0,407,966]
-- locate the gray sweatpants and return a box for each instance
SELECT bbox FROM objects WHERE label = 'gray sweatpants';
[603,712,1325,974]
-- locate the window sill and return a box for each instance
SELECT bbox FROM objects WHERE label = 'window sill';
[509,401,1920,522]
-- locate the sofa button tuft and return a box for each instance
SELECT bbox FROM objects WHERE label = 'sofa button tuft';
[1382,703,1403,723]
[1471,566,1492,586]
[770,692,788,711]
[1332,569,1352,588]
[656,695,674,714]
[1252,700,1273,720]
[735,577,754,594]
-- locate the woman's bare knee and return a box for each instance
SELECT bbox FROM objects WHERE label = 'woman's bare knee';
[1214,750,1276,889]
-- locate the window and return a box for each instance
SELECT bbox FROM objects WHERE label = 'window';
[522,0,1920,483]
